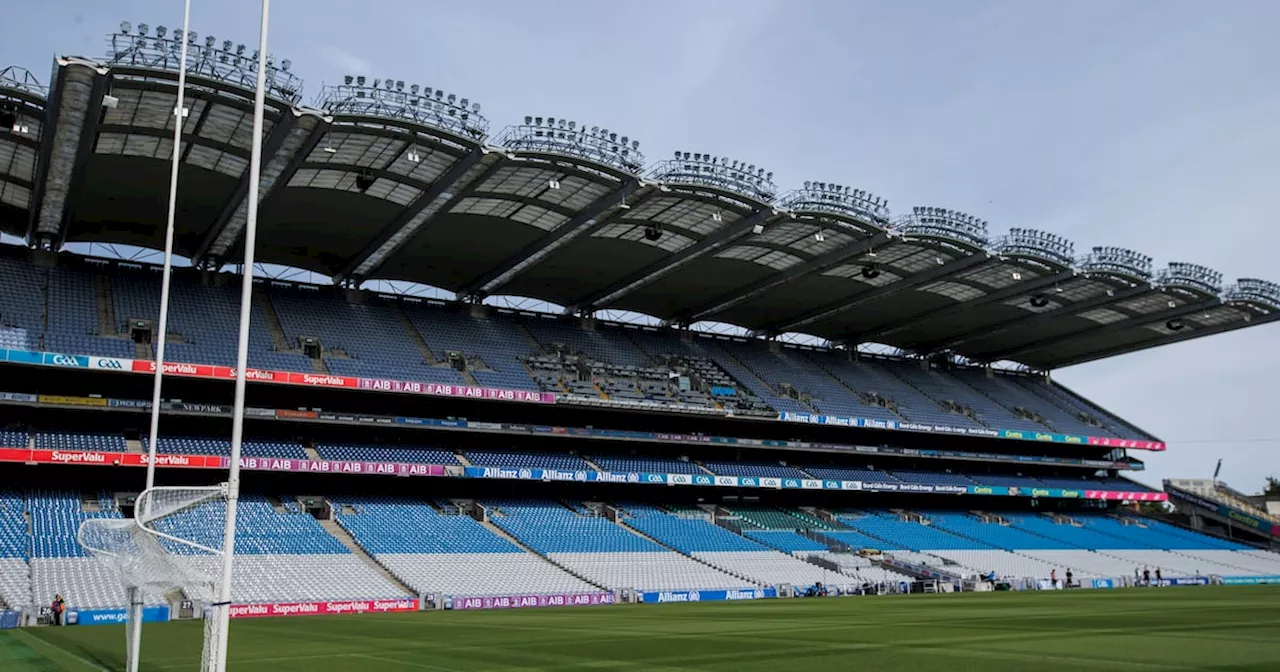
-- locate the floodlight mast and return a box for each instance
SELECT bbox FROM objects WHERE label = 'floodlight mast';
[210,1,271,670]
[133,4,191,671]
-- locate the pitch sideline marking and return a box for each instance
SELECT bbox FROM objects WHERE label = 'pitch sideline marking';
[9,629,112,672]
[353,653,469,671]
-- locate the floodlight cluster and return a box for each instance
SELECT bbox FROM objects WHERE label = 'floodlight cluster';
[1225,278,1280,310]
[1080,246,1154,280]
[1156,262,1224,296]
[900,206,989,249]
[498,116,644,172]
[316,75,487,140]
[779,182,890,224]
[995,228,1075,268]
[109,20,302,104]
[649,152,777,203]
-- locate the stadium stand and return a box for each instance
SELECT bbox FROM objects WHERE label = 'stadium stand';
[143,437,309,459]
[20,490,409,610]
[0,252,1175,441]
[333,497,600,598]
[487,500,753,592]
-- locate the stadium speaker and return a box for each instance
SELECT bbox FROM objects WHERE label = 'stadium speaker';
[1029,293,1050,308]
[644,225,662,241]
[860,264,881,280]
[0,105,16,130]
[355,172,375,192]
[1166,318,1185,331]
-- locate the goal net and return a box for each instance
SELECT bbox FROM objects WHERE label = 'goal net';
[78,485,229,672]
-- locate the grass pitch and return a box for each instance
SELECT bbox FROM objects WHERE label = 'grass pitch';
[3,587,1279,671]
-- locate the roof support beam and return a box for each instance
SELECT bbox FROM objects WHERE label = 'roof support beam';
[291,161,435,193]
[95,124,248,159]
[923,283,1151,353]
[677,231,895,324]
[27,58,108,248]
[192,109,328,265]
[566,208,777,314]
[979,297,1224,363]
[335,147,495,283]
[457,178,644,300]
[1048,309,1280,369]
[860,268,1077,342]
[178,99,215,165]
[770,253,993,335]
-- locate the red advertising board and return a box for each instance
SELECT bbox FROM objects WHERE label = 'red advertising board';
[228,599,419,619]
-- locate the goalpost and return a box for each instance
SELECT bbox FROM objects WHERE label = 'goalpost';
[77,0,274,670]
[78,486,228,671]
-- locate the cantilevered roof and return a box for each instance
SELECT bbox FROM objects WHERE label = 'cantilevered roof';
[1,23,1277,371]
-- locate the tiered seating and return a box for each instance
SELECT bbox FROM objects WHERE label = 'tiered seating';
[34,432,127,452]
[0,429,27,448]
[315,443,458,464]
[927,512,1075,550]
[591,453,700,474]
[891,470,973,486]
[151,496,407,603]
[1009,376,1146,439]
[891,364,1046,432]
[808,353,985,430]
[744,531,829,553]
[842,512,978,551]
[0,256,43,351]
[955,370,1097,436]
[490,501,659,554]
[110,268,310,371]
[334,497,597,597]
[29,490,406,609]
[29,490,150,609]
[465,451,590,471]
[492,501,748,592]
[803,465,897,482]
[403,306,539,391]
[5,253,1171,440]
[624,506,848,587]
[702,461,809,479]
[0,491,29,609]
[145,437,308,459]
[270,288,467,385]
[44,267,133,358]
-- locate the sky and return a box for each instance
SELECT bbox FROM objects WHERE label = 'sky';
[2,0,1278,492]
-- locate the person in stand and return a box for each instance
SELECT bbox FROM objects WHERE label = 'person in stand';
[1065,569,1073,589]
[51,594,66,626]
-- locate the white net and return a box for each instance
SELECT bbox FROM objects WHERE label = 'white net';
[78,485,229,672]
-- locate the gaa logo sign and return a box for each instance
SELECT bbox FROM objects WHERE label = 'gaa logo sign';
[93,358,125,370]
[49,354,86,367]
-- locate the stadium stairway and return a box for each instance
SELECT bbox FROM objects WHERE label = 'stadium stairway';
[317,518,417,596]
[396,306,440,365]
[303,445,323,461]
[514,322,546,355]
[255,293,295,353]
[477,518,610,591]
[612,510,763,586]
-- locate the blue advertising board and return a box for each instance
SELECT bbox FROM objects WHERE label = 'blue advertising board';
[639,588,776,604]
[71,606,169,625]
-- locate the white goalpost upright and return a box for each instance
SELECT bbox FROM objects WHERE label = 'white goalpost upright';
[207,1,274,670]
[78,0,275,670]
